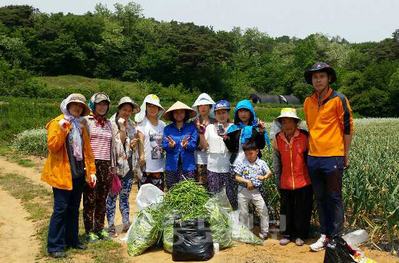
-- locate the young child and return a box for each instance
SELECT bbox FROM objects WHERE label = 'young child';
[234,140,271,240]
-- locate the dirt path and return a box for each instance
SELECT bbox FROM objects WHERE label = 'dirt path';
[0,186,39,262]
[0,155,49,190]
[0,155,398,263]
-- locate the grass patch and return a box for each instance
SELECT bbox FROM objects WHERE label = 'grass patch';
[0,172,126,262]
[16,158,35,167]
[0,173,51,221]
[0,144,37,168]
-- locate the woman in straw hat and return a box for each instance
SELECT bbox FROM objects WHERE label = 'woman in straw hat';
[106,96,140,237]
[135,94,166,190]
[272,108,313,247]
[162,101,198,189]
[41,93,95,258]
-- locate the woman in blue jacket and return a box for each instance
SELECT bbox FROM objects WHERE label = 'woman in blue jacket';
[162,101,198,190]
[223,99,270,209]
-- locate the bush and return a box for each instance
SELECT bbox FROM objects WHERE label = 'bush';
[0,58,45,98]
[13,128,47,156]
[0,98,60,142]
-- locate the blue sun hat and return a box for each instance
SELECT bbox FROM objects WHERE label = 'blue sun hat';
[213,100,231,111]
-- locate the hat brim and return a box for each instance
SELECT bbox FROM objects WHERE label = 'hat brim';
[163,109,197,121]
[304,67,337,84]
[275,115,302,124]
[163,101,197,121]
[68,100,91,116]
[146,101,165,112]
[214,107,231,112]
[118,102,140,113]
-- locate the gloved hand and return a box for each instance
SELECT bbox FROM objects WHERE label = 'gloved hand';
[118,118,127,132]
[58,119,69,131]
[90,174,97,188]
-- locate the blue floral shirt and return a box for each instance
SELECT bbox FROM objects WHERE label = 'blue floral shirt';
[234,157,269,188]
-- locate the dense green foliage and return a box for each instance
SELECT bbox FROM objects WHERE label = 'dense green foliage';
[0,3,399,117]
[0,98,59,141]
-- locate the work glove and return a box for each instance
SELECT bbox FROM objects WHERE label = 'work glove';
[118,118,127,132]
[90,174,97,188]
[58,119,69,131]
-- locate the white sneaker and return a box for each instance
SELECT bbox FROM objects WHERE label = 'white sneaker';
[259,232,268,240]
[310,234,327,252]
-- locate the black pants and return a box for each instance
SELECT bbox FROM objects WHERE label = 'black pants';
[47,177,85,252]
[279,185,313,239]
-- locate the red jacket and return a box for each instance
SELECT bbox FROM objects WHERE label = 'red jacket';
[274,129,311,190]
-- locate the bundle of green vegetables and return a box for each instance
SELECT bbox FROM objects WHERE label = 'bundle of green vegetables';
[128,180,212,256]
[160,179,210,221]
[205,197,234,249]
[127,204,163,256]
[230,211,264,245]
[129,180,262,257]
[162,215,175,253]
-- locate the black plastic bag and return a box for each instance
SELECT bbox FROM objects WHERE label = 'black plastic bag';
[324,236,356,263]
[172,218,214,261]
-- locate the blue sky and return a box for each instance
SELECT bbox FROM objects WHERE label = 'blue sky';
[3,0,399,43]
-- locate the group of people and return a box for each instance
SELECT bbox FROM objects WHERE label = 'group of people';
[41,62,354,259]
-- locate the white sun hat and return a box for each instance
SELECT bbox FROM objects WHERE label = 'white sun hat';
[270,108,302,138]
[275,108,301,122]
[192,93,216,118]
[134,94,165,123]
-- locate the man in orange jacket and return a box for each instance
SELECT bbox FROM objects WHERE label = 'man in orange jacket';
[303,62,354,252]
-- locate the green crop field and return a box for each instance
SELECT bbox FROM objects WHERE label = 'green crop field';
[262,118,399,251]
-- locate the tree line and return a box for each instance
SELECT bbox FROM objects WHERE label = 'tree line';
[0,3,399,116]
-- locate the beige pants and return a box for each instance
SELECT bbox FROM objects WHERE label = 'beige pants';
[238,187,269,234]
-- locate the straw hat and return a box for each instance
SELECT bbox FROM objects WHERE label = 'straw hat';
[275,108,301,123]
[66,93,91,116]
[163,101,197,121]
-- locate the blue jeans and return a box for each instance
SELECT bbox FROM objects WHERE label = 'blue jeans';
[47,177,85,252]
[307,156,345,238]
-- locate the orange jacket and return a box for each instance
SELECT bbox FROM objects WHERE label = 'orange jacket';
[41,115,96,190]
[304,88,354,157]
[274,129,311,190]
